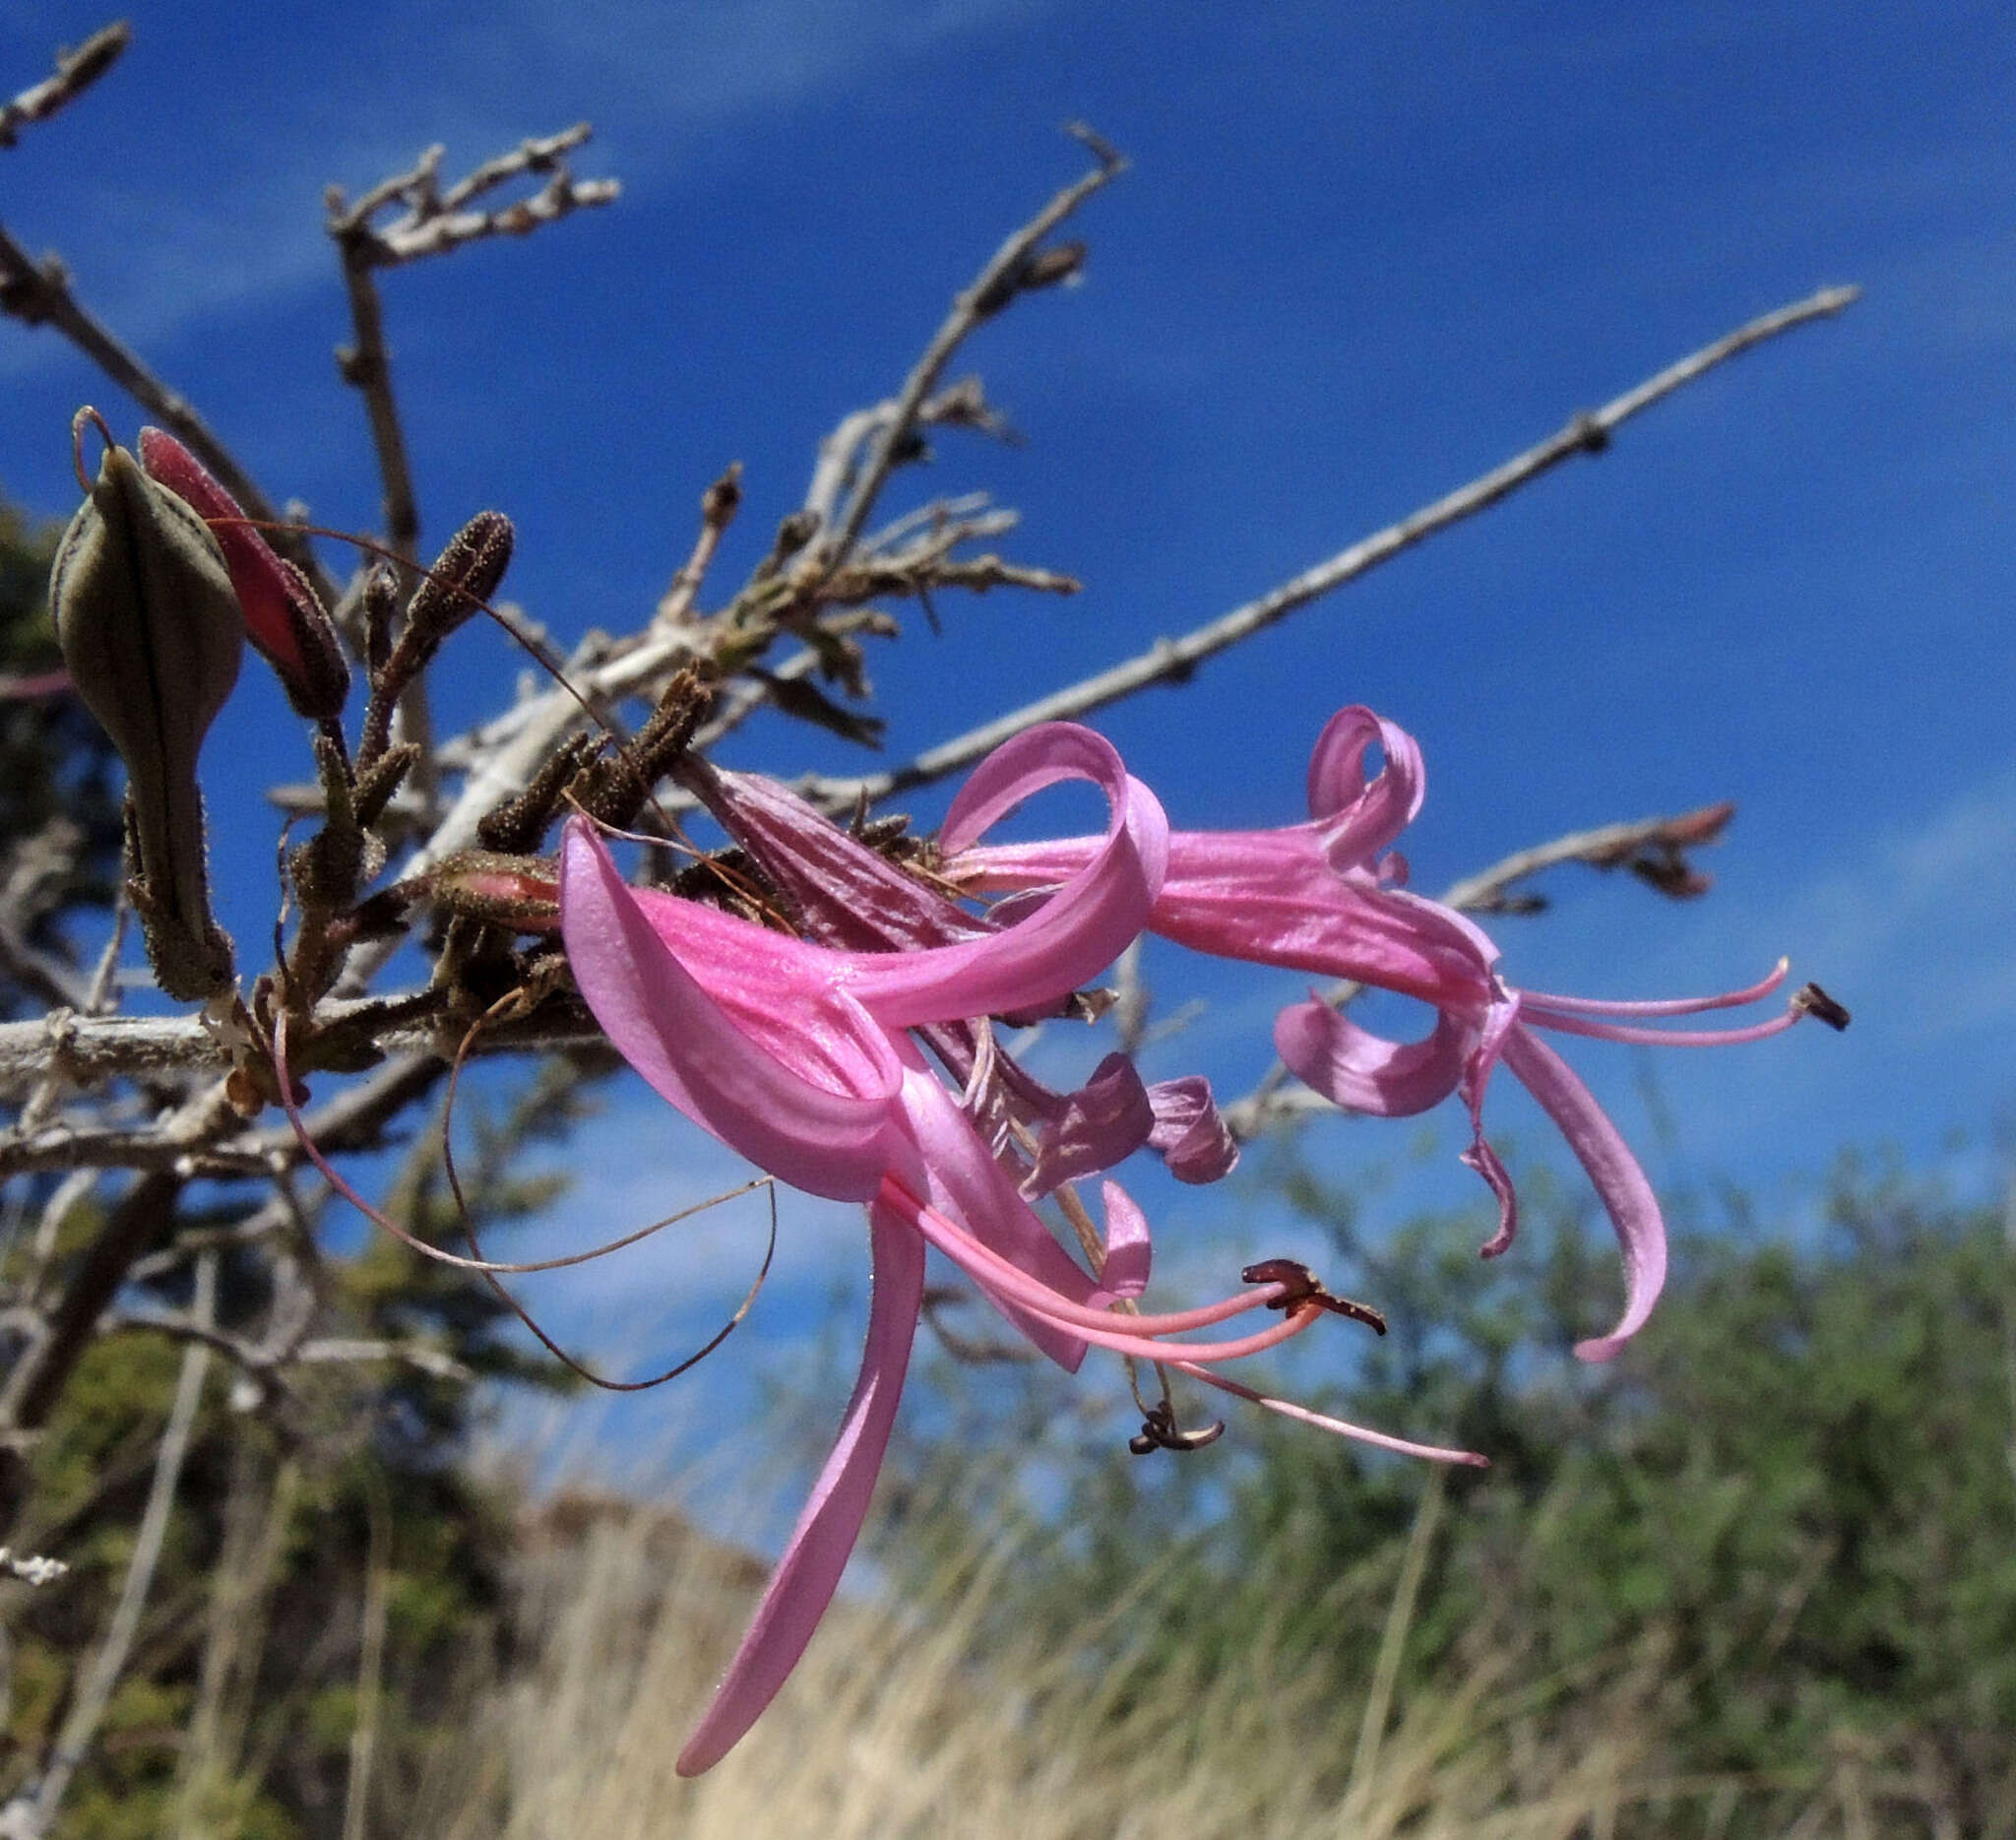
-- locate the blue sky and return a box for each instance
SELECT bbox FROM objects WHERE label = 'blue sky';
[2,4,2011,1454]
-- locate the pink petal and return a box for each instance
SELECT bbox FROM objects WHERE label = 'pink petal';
[1499,1023,1668,1362]
[1461,997,1524,1257]
[1095,1178,1151,1299]
[559,821,907,1201]
[1304,705,1426,869]
[897,1062,1099,1370]
[703,764,991,956]
[1145,1075,1239,1184]
[1273,996,1470,1116]
[1022,1052,1156,1197]
[138,427,312,683]
[857,725,1166,1027]
[675,1203,925,1775]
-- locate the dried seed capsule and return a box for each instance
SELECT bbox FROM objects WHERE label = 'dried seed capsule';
[50,412,241,999]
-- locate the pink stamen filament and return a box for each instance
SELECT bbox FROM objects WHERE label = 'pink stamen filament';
[1172,1363,1489,1468]
[875,1177,1308,1360]
[1514,958,1789,1018]
[1521,1004,1804,1049]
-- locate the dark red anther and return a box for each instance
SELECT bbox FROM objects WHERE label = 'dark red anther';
[1241,1257,1388,1335]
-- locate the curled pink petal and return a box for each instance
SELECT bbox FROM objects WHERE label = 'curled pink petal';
[1273,996,1470,1117]
[948,699,1824,1362]
[1500,1024,1667,1362]
[560,821,908,1201]
[1460,996,1524,1257]
[676,1204,924,1776]
[1096,1178,1151,1300]
[1022,1052,1156,1198]
[1305,705,1426,868]
[857,725,1166,1027]
[1145,1075,1239,1184]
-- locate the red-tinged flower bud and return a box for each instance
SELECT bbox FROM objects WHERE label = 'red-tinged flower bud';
[51,412,241,999]
[427,852,561,931]
[138,427,351,721]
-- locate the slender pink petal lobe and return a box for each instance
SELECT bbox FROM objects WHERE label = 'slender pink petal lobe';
[951,703,1821,1359]
[675,1203,925,1775]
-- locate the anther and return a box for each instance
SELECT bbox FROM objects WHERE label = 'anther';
[1792,983,1851,1031]
[1241,1257,1388,1335]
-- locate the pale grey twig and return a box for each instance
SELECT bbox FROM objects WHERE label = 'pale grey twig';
[657,465,743,625]
[1437,801,1734,913]
[0,23,128,151]
[330,128,619,269]
[325,129,615,799]
[818,129,1123,563]
[804,286,1860,810]
[0,222,338,605]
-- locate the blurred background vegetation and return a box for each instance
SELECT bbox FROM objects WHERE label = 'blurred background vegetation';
[3,487,2013,1837]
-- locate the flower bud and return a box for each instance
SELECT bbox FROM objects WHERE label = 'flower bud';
[50,412,241,998]
[138,427,351,721]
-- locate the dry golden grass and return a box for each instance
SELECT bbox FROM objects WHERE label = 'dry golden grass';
[404,1485,1896,1840]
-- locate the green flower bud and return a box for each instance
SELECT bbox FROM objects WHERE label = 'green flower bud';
[49,412,243,1000]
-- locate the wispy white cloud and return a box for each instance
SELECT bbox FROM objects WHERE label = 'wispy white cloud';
[487,0,1057,134]
[0,0,1058,381]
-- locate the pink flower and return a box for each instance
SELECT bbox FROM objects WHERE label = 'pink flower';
[681,753,1239,1190]
[138,429,350,720]
[560,726,1472,1773]
[951,706,1841,1364]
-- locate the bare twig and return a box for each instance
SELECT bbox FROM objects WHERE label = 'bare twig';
[818,126,1123,563]
[14,1253,214,1837]
[804,286,1860,809]
[327,128,619,270]
[0,23,129,151]
[0,221,337,605]
[326,128,615,804]
[0,1045,453,1181]
[327,224,421,563]
[657,465,743,625]
[1438,800,1735,913]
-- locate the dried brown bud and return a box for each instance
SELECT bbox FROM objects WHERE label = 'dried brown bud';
[392,510,515,675]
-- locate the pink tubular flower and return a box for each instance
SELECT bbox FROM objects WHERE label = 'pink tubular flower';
[560,725,1471,1775]
[138,428,351,720]
[951,705,1842,1364]
[681,753,1240,1190]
